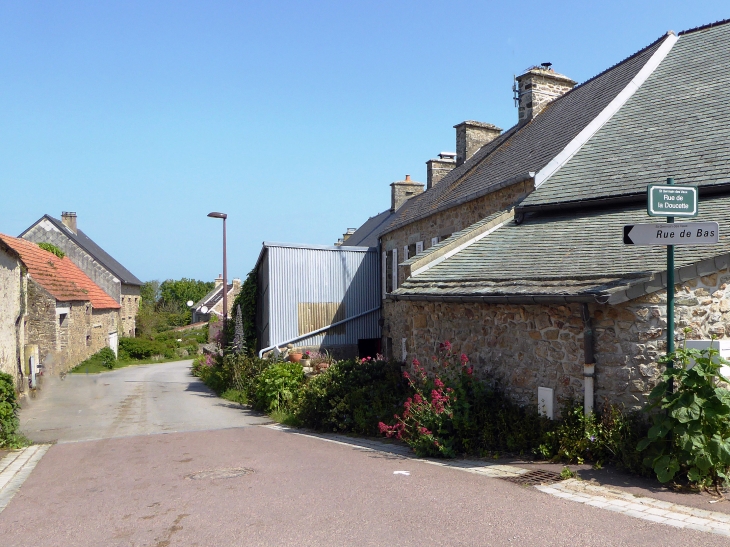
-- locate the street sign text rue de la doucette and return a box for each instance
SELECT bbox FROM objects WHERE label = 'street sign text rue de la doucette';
[647,184,698,217]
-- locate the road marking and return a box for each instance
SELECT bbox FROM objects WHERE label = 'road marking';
[393,471,410,475]
[264,424,730,536]
[0,445,51,514]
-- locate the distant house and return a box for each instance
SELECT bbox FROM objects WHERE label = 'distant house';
[21,212,142,337]
[191,275,241,323]
[0,234,121,377]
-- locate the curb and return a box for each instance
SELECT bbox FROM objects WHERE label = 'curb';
[263,424,730,537]
[0,445,51,514]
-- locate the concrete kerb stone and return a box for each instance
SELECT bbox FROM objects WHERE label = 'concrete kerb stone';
[263,425,730,538]
[0,445,51,514]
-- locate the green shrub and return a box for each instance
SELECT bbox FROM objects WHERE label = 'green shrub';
[0,372,28,449]
[254,362,304,412]
[638,340,730,489]
[381,341,648,464]
[119,337,168,360]
[295,358,407,436]
[37,242,65,258]
[73,347,118,372]
[539,403,648,473]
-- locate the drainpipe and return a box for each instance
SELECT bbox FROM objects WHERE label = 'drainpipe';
[581,303,595,415]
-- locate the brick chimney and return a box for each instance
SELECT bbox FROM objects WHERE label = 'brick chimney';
[342,228,356,242]
[426,152,456,190]
[232,278,241,291]
[514,64,576,123]
[214,274,223,289]
[454,121,502,167]
[61,211,77,234]
[391,175,424,212]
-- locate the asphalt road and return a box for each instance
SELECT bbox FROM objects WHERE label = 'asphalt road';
[19,360,271,443]
[0,361,726,546]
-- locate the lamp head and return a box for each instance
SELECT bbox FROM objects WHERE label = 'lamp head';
[207,212,227,219]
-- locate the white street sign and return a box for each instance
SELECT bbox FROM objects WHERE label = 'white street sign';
[623,221,719,246]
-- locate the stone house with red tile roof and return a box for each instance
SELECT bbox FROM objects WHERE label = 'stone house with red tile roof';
[21,212,142,337]
[0,234,121,378]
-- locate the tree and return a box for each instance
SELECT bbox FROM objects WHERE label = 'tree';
[159,278,214,309]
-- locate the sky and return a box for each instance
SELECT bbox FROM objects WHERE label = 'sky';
[1,1,728,283]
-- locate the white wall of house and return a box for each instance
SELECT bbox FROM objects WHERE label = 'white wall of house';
[0,248,24,383]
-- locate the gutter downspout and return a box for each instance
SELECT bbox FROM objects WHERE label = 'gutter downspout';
[258,306,381,358]
[581,303,595,415]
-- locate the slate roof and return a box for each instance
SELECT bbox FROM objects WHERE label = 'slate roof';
[379,33,669,236]
[0,234,120,309]
[193,283,233,314]
[521,21,730,210]
[340,209,396,248]
[393,193,730,302]
[21,215,143,286]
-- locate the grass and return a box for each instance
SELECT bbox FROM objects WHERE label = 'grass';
[268,409,300,427]
[221,388,247,404]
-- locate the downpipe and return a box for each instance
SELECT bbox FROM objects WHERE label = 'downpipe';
[581,303,595,415]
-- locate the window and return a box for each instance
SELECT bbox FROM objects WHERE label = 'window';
[403,245,409,261]
[415,241,424,254]
[391,248,398,291]
[431,236,439,247]
[59,313,68,327]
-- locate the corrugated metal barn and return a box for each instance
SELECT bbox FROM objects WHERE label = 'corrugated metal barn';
[255,242,381,358]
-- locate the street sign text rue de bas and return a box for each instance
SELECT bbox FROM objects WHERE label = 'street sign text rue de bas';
[623,221,719,246]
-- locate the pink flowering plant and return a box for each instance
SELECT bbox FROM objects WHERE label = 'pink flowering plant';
[379,341,477,458]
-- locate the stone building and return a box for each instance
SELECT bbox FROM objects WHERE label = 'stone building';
[21,212,142,337]
[0,234,121,376]
[191,275,242,324]
[0,240,27,387]
[380,21,730,413]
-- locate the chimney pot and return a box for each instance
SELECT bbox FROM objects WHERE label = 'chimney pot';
[61,211,78,234]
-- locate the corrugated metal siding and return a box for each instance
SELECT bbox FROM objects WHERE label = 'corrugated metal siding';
[261,244,380,349]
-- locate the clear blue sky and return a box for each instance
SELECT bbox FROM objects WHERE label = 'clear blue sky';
[1,1,727,283]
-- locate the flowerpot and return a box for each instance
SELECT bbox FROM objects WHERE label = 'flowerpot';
[289,353,303,363]
[300,358,311,367]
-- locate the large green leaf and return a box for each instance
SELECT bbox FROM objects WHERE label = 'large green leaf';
[709,436,730,465]
[654,456,680,483]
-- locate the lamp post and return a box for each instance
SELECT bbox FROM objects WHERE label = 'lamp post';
[207,212,228,326]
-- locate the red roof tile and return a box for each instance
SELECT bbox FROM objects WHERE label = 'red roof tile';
[0,234,120,309]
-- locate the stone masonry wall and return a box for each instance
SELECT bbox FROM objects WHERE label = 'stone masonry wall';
[0,249,24,383]
[381,180,533,288]
[384,267,730,413]
[120,283,140,337]
[25,281,120,374]
[23,221,122,302]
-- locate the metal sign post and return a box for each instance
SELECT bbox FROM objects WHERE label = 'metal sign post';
[666,178,676,381]
[624,179,707,390]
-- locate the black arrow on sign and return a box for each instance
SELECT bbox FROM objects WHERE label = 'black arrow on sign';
[623,225,635,245]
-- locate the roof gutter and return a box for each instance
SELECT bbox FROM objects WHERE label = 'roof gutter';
[388,293,610,305]
[517,181,730,216]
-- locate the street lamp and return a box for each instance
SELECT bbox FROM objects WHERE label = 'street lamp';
[207,212,228,326]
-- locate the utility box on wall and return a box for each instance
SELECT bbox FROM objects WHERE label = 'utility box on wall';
[684,340,730,377]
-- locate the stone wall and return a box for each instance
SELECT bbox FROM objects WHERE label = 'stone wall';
[23,220,122,302]
[25,281,120,374]
[383,267,730,413]
[120,283,140,337]
[381,180,533,288]
[0,249,24,383]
